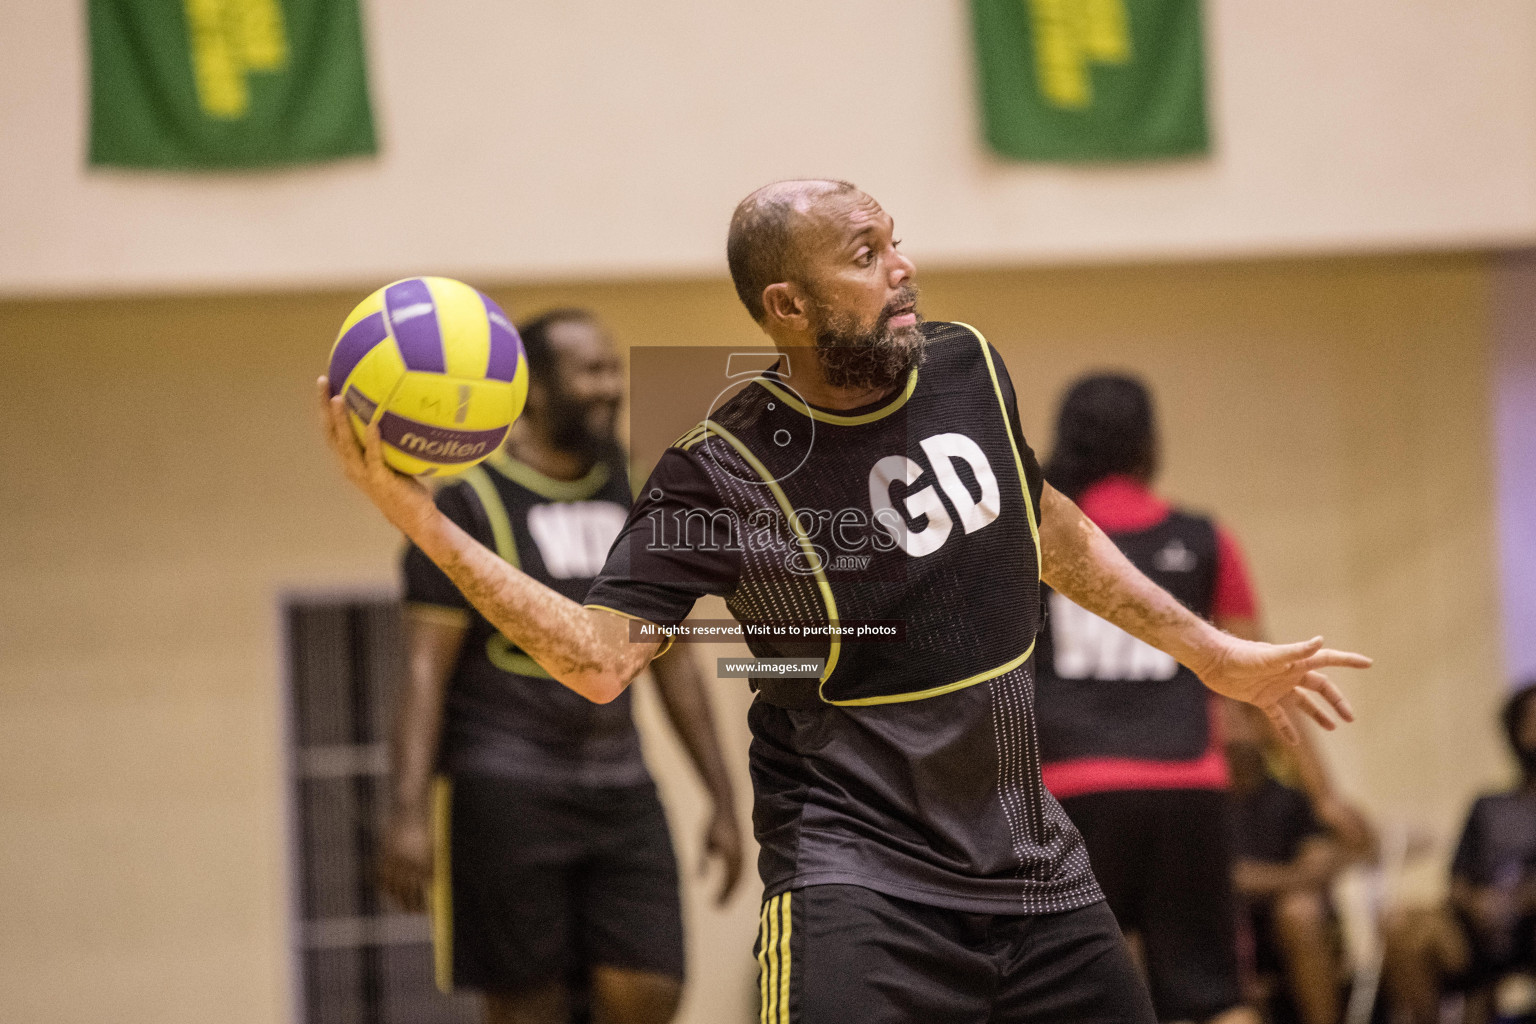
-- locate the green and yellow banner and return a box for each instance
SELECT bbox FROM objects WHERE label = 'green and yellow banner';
[972,0,1209,161]
[88,0,377,169]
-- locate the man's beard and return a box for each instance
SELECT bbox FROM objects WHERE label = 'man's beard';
[546,391,619,460]
[809,285,926,392]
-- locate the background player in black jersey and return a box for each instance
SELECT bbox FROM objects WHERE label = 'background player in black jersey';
[1035,374,1374,1024]
[377,309,743,1024]
[320,179,1369,1023]
[1383,681,1536,1024]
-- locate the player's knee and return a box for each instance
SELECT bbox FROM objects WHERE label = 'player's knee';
[591,966,682,1024]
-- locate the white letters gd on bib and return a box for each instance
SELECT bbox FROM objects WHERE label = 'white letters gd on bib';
[868,433,1001,558]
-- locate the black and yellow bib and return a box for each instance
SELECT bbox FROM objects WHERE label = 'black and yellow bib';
[680,321,1041,706]
[407,449,648,785]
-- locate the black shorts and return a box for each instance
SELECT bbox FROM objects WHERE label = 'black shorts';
[431,774,684,994]
[753,884,1154,1024]
[1059,788,1242,1022]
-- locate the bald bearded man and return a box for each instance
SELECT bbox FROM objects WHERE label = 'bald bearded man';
[320,179,1369,1023]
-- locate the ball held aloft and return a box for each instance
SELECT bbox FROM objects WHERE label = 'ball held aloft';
[326,276,529,477]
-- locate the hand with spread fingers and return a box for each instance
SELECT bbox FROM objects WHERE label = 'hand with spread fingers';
[316,376,437,537]
[1192,635,1370,744]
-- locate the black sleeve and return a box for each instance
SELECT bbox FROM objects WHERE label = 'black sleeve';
[988,342,1046,523]
[583,447,744,626]
[1451,798,1490,885]
[401,483,487,609]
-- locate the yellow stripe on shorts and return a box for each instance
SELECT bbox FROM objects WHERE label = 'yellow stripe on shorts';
[758,893,793,1024]
[430,775,453,993]
[758,898,771,1023]
[777,892,792,1023]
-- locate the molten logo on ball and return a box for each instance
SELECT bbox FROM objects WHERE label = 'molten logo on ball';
[381,412,509,464]
[401,435,492,460]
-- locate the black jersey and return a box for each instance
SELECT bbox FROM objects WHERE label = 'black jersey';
[586,322,1101,913]
[404,450,648,787]
[1035,511,1219,764]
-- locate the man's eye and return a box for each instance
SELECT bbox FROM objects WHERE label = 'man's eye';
[892,238,903,248]
[857,250,875,265]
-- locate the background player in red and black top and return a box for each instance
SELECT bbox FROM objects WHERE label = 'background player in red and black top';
[321,179,1370,1024]
[379,310,742,1024]
[1035,374,1372,1024]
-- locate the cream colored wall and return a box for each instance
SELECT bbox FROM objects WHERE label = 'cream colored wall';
[8,1,1536,294]
[0,254,1507,1023]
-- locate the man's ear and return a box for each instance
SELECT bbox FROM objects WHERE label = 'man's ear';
[762,282,809,331]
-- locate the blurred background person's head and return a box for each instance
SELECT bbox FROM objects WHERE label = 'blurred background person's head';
[1044,372,1159,501]
[514,309,625,461]
[1501,680,1536,784]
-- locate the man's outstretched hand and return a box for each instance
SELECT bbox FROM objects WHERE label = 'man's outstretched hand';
[1193,635,1370,745]
[317,376,437,537]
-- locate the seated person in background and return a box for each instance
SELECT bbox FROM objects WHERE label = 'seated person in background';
[1227,701,1370,1024]
[1384,681,1536,1024]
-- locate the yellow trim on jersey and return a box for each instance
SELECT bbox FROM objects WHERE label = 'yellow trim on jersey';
[826,640,1037,707]
[757,893,792,1024]
[430,775,453,993]
[757,366,918,426]
[957,321,1042,569]
[485,449,610,501]
[699,423,843,686]
[672,421,710,450]
[585,603,653,623]
[583,605,677,660]
[458,467,519,567]
[404,602,472,630]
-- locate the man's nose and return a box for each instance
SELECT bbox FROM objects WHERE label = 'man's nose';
[890,250,916,286]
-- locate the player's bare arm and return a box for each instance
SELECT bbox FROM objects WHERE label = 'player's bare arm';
[649,648,744,905]
[1037,482,1370,743]
[378,608,465,912]
[318,377,657,702]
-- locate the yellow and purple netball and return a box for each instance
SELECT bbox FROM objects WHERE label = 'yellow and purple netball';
[327,277,529,477]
